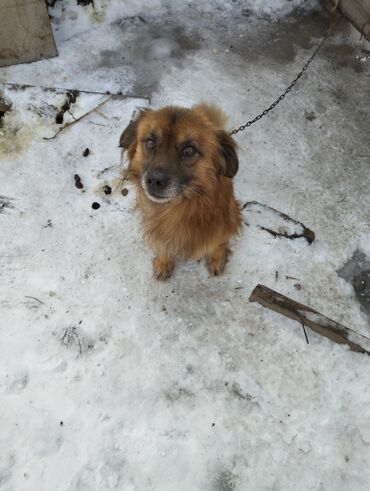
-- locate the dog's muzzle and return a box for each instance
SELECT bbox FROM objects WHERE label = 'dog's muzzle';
[142,170,179,203]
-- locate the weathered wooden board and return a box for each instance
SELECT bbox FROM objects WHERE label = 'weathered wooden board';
[325,0,370,40]
[0,0,58,67]
[340,0,370,40]
[249,284,370,355]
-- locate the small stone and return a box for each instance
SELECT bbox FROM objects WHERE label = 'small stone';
[103,185,112,195]
[121,188,128,196]
[92,202,100,210]
[83,148,90,157]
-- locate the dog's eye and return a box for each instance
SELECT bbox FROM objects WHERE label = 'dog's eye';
[182,146,196,158]
[145,138,156,150]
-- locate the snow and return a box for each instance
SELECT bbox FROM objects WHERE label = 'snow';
[1,1,370,490]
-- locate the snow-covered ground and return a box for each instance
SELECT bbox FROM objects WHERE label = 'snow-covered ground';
[1,1,370,490]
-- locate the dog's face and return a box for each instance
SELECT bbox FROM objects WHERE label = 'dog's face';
[119,106,238,204]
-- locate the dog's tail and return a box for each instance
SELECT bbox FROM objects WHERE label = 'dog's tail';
[192,103,228,129]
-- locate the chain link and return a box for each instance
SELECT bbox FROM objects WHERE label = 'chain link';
[229,17,338,136]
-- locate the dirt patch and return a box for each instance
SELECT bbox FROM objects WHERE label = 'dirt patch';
[95,6,344,97]
[220,9,332,64]
[0,195,14,213]
[305,110,316,121]
[337,250,370,316]
[214,469,236,491]
[0,95,11,127]
[0,125,36,155]
[98,14,201,95]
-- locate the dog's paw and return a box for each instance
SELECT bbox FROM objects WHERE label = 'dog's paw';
[206,244,230,276]
[153,257,175,281]
[206,257,227,276]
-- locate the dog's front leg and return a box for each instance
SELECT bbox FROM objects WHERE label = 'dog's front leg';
[205,242,230,276]
[153,256,175,280]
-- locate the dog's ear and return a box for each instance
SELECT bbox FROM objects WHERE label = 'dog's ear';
[119,108,148,155]
[216,130,239,178]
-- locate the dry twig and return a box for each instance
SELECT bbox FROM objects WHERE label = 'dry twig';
[43,97,111,140]
[25,295,44,304]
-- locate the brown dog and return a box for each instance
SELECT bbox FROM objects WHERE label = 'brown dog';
[119,104,241,279]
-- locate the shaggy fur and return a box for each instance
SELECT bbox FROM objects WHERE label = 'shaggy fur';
[119,103,241,279]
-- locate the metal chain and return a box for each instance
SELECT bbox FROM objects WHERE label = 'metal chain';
[229,17,338,136]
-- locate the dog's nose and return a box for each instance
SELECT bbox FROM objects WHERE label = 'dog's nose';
[146,170,170,193]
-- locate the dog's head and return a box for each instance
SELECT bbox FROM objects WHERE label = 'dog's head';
[119,105,238,203]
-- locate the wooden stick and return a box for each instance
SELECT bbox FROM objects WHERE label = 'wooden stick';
[249,284,370,355]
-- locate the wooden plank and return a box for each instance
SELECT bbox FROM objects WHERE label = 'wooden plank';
[0,0,58,67]
[326,0,370,41]
[249,284,370,355]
